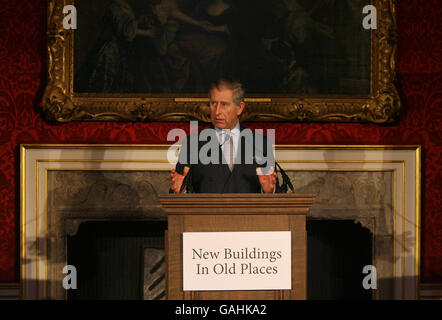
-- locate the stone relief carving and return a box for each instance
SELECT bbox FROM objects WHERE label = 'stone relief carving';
[49,171,170,211]
[143,248,166,300]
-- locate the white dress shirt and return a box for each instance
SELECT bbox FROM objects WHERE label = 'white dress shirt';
[214,122,275,193]
[214,121,241,167]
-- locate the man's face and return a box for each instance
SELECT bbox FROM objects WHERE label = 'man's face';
[209,86,245,130]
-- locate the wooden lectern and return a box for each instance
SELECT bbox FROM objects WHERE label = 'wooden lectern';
[158,193,315,300]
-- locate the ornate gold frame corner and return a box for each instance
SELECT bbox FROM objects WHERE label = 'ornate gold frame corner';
[43,0,400,123]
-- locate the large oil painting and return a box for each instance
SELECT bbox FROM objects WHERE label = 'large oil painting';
[43,0,400,123]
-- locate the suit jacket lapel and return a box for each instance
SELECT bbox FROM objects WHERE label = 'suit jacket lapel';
[206,126,232,191]
[211,124,250,192]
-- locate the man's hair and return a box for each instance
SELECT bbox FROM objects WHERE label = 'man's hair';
[209,78,245,106]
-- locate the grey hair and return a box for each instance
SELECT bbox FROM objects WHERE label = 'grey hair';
[209,78,245,106]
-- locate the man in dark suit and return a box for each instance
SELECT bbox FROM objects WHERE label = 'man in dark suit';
[170,78,276,193]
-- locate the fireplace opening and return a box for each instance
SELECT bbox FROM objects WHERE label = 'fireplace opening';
[67,219,372,300]
[67,221,166,300]
[307,219,373,300]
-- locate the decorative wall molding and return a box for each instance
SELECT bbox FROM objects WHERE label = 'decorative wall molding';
[0,283,20,300]
[2,282,438,300]
[420,283,442,300]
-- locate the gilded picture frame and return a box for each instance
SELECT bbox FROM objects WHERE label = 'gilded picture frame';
[43,0,400,123]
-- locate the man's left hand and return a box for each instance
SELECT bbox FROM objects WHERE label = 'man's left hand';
[257,166,277,193]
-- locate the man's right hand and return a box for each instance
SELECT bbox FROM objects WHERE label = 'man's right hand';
[170,167,189,193]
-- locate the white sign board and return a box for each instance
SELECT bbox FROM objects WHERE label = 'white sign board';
[183,231,291,291]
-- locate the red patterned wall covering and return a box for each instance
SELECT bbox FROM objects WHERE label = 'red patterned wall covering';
[0,0,440,283]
